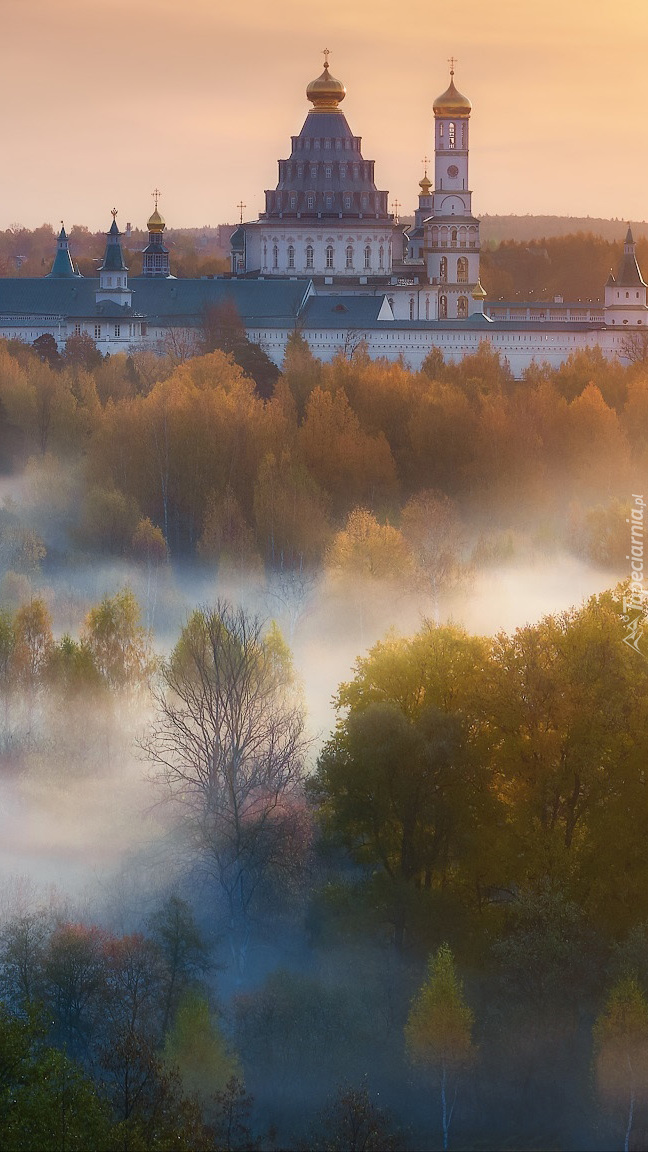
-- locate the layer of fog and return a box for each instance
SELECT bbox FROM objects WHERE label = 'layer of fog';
[0,546,620,921]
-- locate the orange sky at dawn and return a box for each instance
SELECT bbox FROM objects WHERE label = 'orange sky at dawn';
[3,0,648,232]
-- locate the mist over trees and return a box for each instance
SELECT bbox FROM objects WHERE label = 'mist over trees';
[0,319,646,1148]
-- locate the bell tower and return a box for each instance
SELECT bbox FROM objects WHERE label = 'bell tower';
[425,63,482,319]
[142,190,171,278]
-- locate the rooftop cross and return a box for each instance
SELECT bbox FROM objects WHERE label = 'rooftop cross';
[392,198,400,223]
[421,155,430,176]
[323,47,330,69]
[237,201,246,224]
[111,208,118,220]
[152,188,161,211]
[448,55,457,75]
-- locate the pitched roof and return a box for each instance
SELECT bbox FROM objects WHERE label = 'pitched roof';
[301,295,392,326]
[0,277,313,325]
[616,227,647,287]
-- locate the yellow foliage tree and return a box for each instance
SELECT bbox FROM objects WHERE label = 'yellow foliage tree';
[405,943,476,1150]
[594,978,648,1152]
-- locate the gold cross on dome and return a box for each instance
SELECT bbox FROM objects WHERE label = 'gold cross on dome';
[152,188,161,210]
[237,201,246,224]
[448,55,457,75]
[421,155,430,176]
[392,198,400,222]
[323,47,330,67]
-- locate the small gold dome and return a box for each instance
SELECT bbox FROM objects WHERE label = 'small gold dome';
[306,59,346,112]
[147,208,166,233]
[472,278,487,300]
[433,71,471,118]
[419,174,432,194]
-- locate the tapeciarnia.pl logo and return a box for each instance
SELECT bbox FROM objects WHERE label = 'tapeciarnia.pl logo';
[622,494,648,657]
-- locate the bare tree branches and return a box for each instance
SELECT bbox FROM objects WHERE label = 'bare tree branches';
[143,602,308,973]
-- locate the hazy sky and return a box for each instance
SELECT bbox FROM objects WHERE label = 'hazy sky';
[3,0,648,232]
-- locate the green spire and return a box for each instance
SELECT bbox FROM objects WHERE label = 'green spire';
[47,223,81,278]
[100,210,128,273]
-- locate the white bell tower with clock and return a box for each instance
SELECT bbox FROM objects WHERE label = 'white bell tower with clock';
[425,62,484,319]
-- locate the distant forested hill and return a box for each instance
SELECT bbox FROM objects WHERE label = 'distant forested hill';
[480,232,648,303]
[480,215,648,244]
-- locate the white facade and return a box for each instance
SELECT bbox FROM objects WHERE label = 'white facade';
[243,222,394,279]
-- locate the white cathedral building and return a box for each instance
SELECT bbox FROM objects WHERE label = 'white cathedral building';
[0,56,645,376]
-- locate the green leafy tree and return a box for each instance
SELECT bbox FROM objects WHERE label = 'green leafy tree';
[148,895,208,1035]
[405,944,476,1150]
[0,1006,112,1152]
[164,988,240,1103]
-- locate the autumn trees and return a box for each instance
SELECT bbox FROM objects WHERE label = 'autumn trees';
[312,588,648,949]
[0,328,641,594]
[406,944,475,1151]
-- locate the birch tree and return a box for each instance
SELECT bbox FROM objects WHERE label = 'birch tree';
[594,978,648,1152]
[405,943,475,1150]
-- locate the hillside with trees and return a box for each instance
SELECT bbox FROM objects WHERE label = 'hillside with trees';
[0,332,645,1147]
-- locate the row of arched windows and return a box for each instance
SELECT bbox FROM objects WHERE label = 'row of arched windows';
[439,296,469,319]
[280,160,372,180]
[272,190,380,212]
[267,240,387,272]
[438,256,469,283]
[430,224,478,248]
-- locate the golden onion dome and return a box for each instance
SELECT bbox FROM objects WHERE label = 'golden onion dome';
[306,58,346,112]
[433,70,471,118]
[147,208,166,234]
[472,278,487,300]
[419,174,432,194]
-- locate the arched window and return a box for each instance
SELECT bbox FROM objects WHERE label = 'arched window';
[325,166,332,179]
[346,245,354,269]
[263,243,267,266]
[409,297,415,320]
[425,297,430,320]
[440,257,448,282]
[451,228,458,244]
[287,245,295,269]
[326,245,334,269]
[364,245,371,270]
[344,195,351,209]
[306,245,314,269]
[290,195,296,210]
[457,257,468,283]
[449,121,456,149]
[457,296,468,318]
[379,245,384,268]
[307,193,315,209]
[272,244,278,269]
[439,295,448,319]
